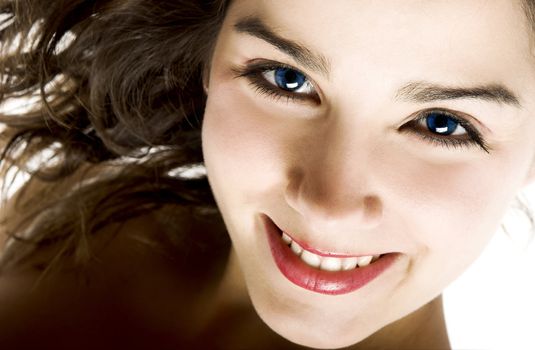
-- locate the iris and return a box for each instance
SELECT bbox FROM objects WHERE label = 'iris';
[274,68,307,91]
[426,112,460,135]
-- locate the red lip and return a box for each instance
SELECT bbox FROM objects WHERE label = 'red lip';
[263,214,400,295]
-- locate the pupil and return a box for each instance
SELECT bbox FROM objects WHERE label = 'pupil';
[275,68,305,91]
[426,113,458,135]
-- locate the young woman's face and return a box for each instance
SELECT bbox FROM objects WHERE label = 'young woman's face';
[202,0,535,347]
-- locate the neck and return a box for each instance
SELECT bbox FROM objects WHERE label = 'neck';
[353,294,451,350]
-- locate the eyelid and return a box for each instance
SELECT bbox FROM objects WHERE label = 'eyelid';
[401,108,491,153]
[404,108,477,135]
[234,61,491,153]
[232,59,322,104]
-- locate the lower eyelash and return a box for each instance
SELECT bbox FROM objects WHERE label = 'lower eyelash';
[234,63,490,153]
[232,63,317,104]
[419,133,485,151]
[246,75,302,103]
[406,114,491,153]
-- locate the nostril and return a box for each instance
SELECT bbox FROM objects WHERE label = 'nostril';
[284,170,304,212]
[363,195,383,221]
[284,167,383,230]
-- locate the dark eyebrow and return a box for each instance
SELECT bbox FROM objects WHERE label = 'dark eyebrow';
[233,16,330,78]
[395,81,521,107]
[234,17,521,108]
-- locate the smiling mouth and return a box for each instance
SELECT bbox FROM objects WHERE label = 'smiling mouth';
[281,231,383,272]
[262,214,400,295]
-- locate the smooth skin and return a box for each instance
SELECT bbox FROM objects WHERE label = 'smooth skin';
[202,0,535,348]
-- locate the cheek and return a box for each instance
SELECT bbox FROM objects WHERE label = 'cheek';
[202,81,287,206]
[385,144,529,282]
[399,159,511,229]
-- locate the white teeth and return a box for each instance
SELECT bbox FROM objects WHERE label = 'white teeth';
[300,250,321,268]
[320,257,342,271]
[341,257,358,270]
[290,241,303,255]
[281,233,381,271]
[281,232,292,245]
[357,255,373,267]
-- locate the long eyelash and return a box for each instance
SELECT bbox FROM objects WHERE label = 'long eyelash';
[232,61,318,104]
[405,111,491,153]
[234,63,490,153]
[248,75,302,103]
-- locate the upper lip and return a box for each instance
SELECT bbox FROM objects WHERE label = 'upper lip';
[268,215,390,258]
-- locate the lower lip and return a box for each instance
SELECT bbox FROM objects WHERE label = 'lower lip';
[263,215,400,295]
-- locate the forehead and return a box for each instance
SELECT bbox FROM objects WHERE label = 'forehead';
[224,0,535,99]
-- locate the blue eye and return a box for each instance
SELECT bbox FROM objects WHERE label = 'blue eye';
[274,68,307,91]
[233,60,319,103]
[262,67,316,96]
[403,109,490,153]
[425,112,465,136]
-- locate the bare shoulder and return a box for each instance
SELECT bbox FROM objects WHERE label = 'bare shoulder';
[0,205,230,348]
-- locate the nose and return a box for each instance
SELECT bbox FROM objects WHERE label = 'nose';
[284,124,383,233]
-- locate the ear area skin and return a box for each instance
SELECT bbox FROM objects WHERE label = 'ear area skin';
[202,65,211,94]
[522,155,535,188]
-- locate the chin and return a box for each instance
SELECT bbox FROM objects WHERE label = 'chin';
[250,296,376,349]
[268,318,370,349]
[284,334,365,350]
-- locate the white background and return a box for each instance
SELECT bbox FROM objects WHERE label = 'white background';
[444,184,535,350]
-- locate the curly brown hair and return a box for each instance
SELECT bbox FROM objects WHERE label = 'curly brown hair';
[0,0,230,273]
[1,0,534,275]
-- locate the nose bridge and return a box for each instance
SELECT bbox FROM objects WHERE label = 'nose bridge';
[285,119,383,230]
